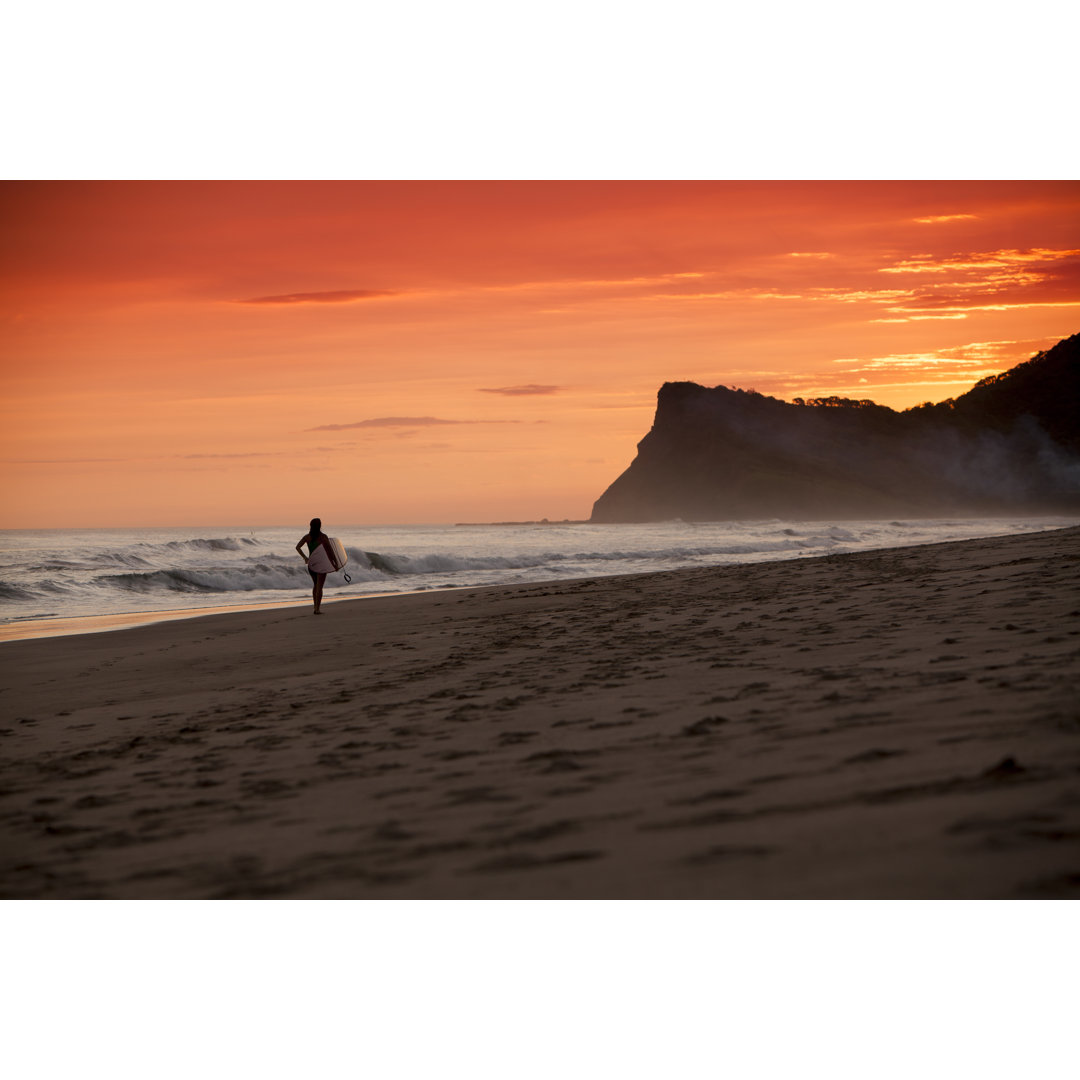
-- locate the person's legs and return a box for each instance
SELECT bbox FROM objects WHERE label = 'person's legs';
[313,572,326,613]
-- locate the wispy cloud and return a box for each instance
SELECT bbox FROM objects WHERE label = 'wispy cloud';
[912,214,978,225]
[308,417,521,432]
[764,337,1063,406]
[649,289,809,303]
[236,289,397,305]
[873,313,971,322]
[609,245,1080,324]
[879,248,1078,275]
[832,352,994,371]
[479,384,562,396]
[869,248,1080,319]
[808,287,913,304]
[4,457,126,465]
[180,452,276,459]
[308,417,467,431]
[826,338,1059,381]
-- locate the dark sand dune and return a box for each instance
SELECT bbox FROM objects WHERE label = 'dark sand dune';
[2,526,1078,898]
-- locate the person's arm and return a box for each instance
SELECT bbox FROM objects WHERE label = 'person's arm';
[295,535,310,563]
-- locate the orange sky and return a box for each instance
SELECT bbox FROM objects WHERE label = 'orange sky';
[2,180,1078,528]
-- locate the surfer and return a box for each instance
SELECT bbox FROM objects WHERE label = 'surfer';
[296,517,329,614]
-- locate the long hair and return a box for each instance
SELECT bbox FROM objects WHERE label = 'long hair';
[309,517,324,540]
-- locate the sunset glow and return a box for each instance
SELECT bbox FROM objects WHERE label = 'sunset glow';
[2,181,1078,527]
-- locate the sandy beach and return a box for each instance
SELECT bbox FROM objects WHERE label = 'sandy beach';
[2,525,1078,899]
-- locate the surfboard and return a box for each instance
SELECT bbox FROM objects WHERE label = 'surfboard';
[307,537,348,574]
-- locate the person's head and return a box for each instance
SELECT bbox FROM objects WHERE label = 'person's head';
[310,517,322,537]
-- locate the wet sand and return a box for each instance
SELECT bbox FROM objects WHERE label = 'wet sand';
[2,526,1078,898]
[0,598,314,643]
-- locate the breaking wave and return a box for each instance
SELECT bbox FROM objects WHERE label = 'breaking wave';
[348,534,848,578]
[151,537,261,553]
[102,563,304,594]
[2,518,1075,626]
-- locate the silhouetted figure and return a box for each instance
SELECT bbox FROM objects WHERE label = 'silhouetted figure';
[296,517,329,614]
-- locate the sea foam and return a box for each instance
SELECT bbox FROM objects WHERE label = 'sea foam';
[1,518,1076,626]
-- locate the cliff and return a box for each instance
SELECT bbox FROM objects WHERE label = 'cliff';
[590,333,1080,522]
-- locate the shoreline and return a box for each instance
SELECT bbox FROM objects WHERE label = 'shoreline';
[0,598,314,643]
[0,592,438,644]
[4,521,1077,644]
[2,525,1078,898]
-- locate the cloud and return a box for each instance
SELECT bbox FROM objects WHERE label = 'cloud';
[823,337,1064,383]
[308,417,465,431]
[869,248,1080,317]
[599,245,1080,322]
[308,416,524,433]
[763,337,1069,406]
[912,214,978,224]
[809,287,913,304]
[653,289,808,303]
[479,384,562,396]
[873,313,970,322]
[5,457,126,464]
[879,248,1078,275]
[180,452,275,459]
[235,289,396,305]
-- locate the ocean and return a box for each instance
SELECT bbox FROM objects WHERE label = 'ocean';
[1,516,1076,633]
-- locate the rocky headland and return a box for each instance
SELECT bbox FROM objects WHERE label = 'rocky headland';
[591,333,1080,523]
